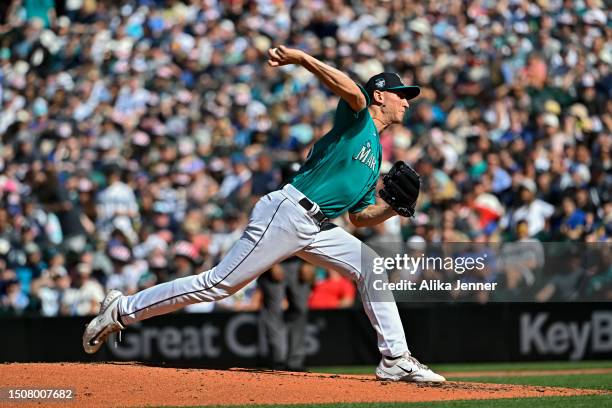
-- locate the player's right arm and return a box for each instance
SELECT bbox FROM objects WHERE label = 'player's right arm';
[349,203,397,228]
[268,46,367,113]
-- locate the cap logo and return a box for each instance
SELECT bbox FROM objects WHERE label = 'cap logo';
[375,78,386,88]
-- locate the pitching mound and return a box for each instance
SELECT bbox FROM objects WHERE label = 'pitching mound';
[0,363,606,407]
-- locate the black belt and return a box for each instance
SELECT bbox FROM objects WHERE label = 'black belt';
[298,197,327,224]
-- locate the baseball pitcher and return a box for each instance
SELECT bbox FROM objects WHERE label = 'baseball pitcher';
[83,46,445,382]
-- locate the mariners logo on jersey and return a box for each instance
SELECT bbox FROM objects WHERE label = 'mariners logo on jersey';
[353,141,377,171]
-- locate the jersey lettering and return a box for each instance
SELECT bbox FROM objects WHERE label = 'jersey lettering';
[352,142,377,171]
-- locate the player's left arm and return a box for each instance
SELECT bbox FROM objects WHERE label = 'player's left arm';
[268,46,367,112]
[349,204,397,228]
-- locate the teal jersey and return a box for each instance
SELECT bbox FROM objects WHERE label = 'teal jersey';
[291,86,381,219]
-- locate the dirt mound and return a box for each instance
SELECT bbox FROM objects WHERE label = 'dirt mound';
[0,363,606,407]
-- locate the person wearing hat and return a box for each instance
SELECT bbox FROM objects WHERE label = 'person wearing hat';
[508,179,555,238]
[30,265,70,316]
[105,245,140,295]
[170,241,201,279]
[23,242,47,280]
[1,279,29,313]
[96,164,139,240]
[84,45,444,383]
[73,263,105,316]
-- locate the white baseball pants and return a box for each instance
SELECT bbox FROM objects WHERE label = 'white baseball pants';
[117,184,409,357]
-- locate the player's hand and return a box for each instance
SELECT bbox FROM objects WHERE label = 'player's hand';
[267,46,304,67]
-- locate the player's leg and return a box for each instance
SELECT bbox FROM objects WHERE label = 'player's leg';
[118,192,316,324]
[296,223,445,382]
[296,223,408,357]
[83,190,319,353]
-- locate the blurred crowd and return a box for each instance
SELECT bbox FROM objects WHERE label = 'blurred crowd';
[0,0,610,316]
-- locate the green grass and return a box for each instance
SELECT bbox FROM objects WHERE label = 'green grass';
[157,361,612,407]
[167,394,612,407]
[313,360,612,375]
[236,361,611,408]
[449,373,612,391]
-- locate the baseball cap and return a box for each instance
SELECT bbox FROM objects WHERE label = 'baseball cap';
[108,245,131,263]
[520,179,537,194]
[365,72,420,101]
[173,241,200,264]
[543,113,559,128]
[76,263,92,276]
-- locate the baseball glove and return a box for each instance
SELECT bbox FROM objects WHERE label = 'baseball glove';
[379,161,420,217]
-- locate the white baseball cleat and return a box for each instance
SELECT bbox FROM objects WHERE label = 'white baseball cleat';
[376,353,446,382]
[82,290,125,354]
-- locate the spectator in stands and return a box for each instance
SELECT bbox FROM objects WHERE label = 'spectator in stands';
[105,245,140,295]
[308,269,356,310]
[494,221,542,302]
[71,262,105,316]
[1,279,28,313]
[535,245,589,302]
[30,265,69,316]
[96,165,139,240]
[0,0,608,313]
[506,179,555,238]
[170,241,200,279]
[558,195,587,240]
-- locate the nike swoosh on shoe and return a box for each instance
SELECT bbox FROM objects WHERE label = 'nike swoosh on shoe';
[398,366,413,374]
